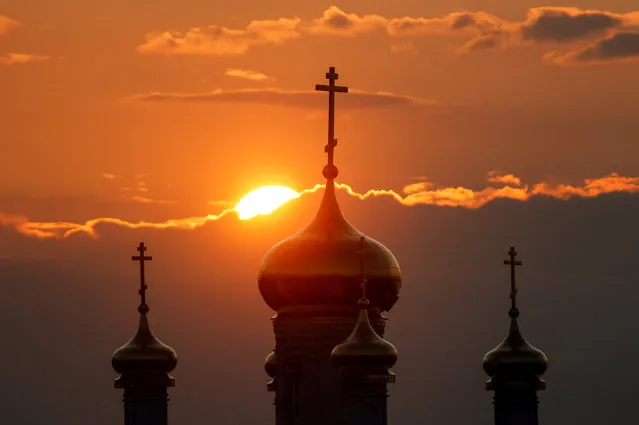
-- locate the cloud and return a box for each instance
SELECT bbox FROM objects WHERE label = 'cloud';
[138,17,302,55]
[519,8,624,43]
[10,209,236,239]
[387,11,504,37]
[403,181,434,194]
[131,196,177,205]
[0,15,21,36]
[546,31,639,65]
[304,6,387,36]
[5,173,639,239]
[102,173,116,180]
[129,87,438,109]
[487,171,521,186]
[135,6,639,65]
[225,68,270,81]
[0,53,50,65]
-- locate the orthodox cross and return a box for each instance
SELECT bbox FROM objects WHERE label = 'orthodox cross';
[315,66,348,176]
[132,242,153,313]
[357,236,368,300]
[504,246,522,315]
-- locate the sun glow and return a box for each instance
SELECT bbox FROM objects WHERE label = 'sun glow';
[234,185,300,220]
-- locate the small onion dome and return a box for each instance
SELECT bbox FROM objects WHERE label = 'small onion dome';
[483,318,548,378]
[264,350,277,378]
[112,313,177,374]
[331,298,398,368]
[258,181,401,312]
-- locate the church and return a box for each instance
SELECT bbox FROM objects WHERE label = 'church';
[110,67,549,425]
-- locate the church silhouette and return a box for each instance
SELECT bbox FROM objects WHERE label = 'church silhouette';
[111,67,548,425]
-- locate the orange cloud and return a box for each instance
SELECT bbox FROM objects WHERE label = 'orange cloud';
[5,173,639,240]
[131,196,177,205]
[304,6,387,36]
[225,68,270,81]
[130,87,438,109]
[11,209,237,239]
[0,53,50,65]
[0,15,21,35]
[135,6,639,66]
[138,17,302,55]
[487,171,521,186]
[102,173,116,179]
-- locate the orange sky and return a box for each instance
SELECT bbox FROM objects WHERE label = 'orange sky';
[1,1,639,213]
[3,4,639,425]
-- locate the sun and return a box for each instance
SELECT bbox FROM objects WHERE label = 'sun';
[235,185,301,220]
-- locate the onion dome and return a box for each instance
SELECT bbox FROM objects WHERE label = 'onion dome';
[264,350,277,378]
[331,297,398,369]
[332,236,398,369]
[483,247,548,388]
[112,311,178,374]
[258,67,401,313]
[482,315,548,378]
[112,242,177,376]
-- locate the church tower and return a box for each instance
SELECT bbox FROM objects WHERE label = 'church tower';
[332,236,398,425]
[258,67,402,425]
[483,247,548,425]
[112,242,178,425]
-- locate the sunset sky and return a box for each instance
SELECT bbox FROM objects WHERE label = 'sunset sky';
[1,1,639,425]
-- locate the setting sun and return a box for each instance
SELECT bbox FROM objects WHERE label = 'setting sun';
[235,185,300,220]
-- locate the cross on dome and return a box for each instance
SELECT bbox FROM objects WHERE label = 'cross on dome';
[503,246,522,318]
[132,242,153,314]
[315,66,348,180]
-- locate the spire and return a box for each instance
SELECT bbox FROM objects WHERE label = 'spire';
[112,242,177,379]
[331,237,398,370]
[504,246,522,329]
[483,246,548,391]
[132,242,152,314]
[315,66,348,181]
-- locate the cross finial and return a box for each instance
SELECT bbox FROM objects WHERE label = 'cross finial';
[503,246,522,318]
[315,66,348,180]
[357,236,368,302]
[132,242,153,314]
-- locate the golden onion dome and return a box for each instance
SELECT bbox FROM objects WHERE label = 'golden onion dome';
[258,180,401,312]
[332,297,398,368]
[482,314,548,378]
[259,66,401,313]
[112,310,178,374]
[264,350,277,378]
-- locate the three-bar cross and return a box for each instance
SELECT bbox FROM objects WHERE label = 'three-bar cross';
[504,246,522,314]
[132,242,153,312]
[315,67,348,170]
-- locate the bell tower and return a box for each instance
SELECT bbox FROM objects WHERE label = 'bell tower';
[258,67,402,425]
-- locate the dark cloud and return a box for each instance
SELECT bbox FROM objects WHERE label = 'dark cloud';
[548,32,639,65]
[129,88,438,109]
[520,8,623,43]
